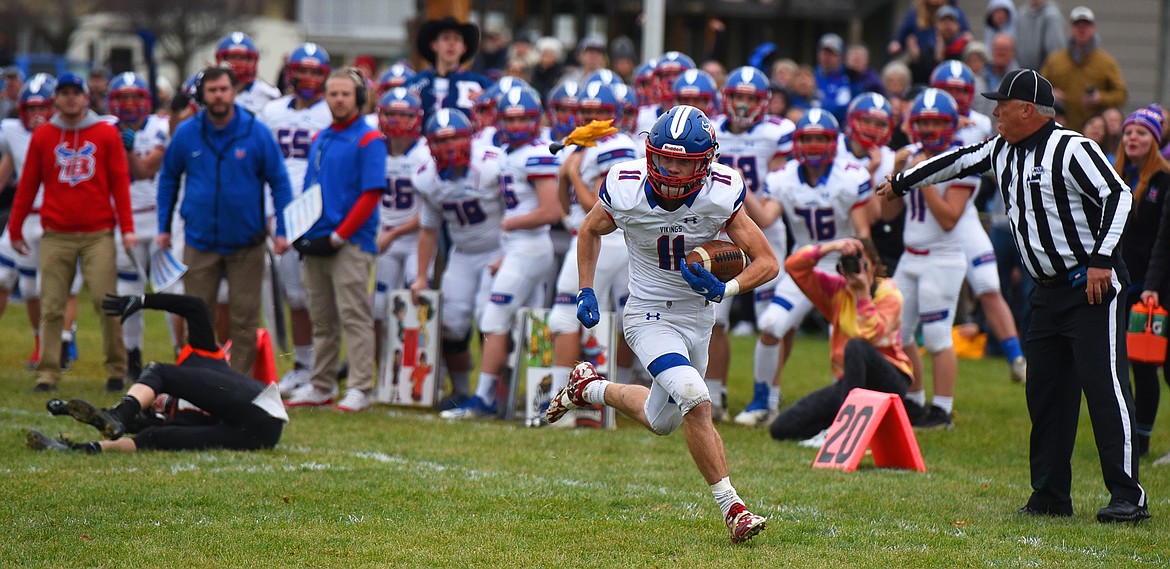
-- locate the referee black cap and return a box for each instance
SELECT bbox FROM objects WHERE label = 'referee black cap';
[982,68,1055,107]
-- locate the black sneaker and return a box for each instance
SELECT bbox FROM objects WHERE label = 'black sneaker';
[65,398,125,439]
[33,383,58,393]
[1096,499,1151,523]
[127,348,142,381]
[914,405,953,430]
[1017,503,1074,517]
[26,429,72,451]
[902,399,928,425]
[46,399,69,416]
[105,377,125,392]
[60,340,73,371]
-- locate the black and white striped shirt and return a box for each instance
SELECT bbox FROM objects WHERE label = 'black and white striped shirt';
[891,120,1132,281]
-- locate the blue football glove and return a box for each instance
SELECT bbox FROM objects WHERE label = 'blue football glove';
[120,127,136,151]
[681,262,727,302]
[576,287,600,328]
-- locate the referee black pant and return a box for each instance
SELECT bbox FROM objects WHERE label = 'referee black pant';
[1025,276,1146,509]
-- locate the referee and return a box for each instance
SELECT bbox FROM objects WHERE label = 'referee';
[877,69,1149,523]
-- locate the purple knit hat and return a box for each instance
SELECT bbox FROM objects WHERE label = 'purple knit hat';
[1123,104,1165,142]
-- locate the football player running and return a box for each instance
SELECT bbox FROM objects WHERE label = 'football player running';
[547,105,777,543]
[262,43,335,399]
[410,109,505,410]
[740,109,873,427]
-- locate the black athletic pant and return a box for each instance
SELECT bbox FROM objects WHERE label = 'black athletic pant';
[1025,281,1145,510]
[771,338,911,441]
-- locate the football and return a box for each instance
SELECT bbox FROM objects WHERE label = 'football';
[685,240,747,282]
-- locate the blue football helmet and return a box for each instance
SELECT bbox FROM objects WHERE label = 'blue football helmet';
[634,59,659,106]
[577,81,622,126]
[377,63,416,97]
[215,32,259,85]
[496,86,543,146]
[909,88,959,153]
[610,83,639,134]
[424,109,474,171]
[722,66,770,128]
[378,88,423,139]
[793,108,840,168]
[929,60,976,114]
[287,43,331,100]
[583,69,624,87]
[546,81,580,140]
[671,69,719,119]
[472,87,499,132]
[845,92,894,149]
[18,73,56,131]
[108,72,152,124]
[654,52,696,104]
[645,105,717,200]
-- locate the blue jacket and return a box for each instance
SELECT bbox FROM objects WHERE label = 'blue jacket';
[158,104,292,254]
[406,69,491,126]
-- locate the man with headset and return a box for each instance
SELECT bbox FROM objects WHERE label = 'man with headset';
[157,65,293,375]
[283,69,386,412]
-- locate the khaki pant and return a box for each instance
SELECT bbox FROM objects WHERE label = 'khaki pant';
[302,244,375,393]
[183,243,265,375]
[38,230,125,386]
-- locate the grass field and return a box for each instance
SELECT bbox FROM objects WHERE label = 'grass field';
[1,298,1169,567]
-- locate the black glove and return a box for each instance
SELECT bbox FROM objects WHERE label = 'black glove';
[293,235,339,257]
[120,127,136,151]
[102,293,144,323]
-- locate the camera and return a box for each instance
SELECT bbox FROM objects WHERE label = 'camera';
[839,254,862,275]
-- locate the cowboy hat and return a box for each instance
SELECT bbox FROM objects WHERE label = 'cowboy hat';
[417,17,480,65]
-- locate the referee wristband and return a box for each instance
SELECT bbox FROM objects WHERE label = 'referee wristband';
[723,278,741,299]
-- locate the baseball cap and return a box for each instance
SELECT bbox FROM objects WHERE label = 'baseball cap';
[935,5,961,22]
[56,72,89,94]
[1070,6,1095,23]
[981,68,1055,107]
[818,33,844,54]
[578,35,606,53]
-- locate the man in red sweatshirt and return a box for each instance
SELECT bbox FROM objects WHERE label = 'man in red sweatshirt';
[7,72,137,392]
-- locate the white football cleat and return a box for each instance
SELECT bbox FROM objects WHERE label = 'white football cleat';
[546,362,602,424]
[1010,356,1027,384]
[278,366,311,397]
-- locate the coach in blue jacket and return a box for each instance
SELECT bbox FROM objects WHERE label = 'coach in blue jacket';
[156,66,293,375]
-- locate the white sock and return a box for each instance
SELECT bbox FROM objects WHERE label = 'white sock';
[710,476,743,519]
[933,395,954,414]
[475,372,499,405]
[294,345,313,368]
[753,339,780,387]
[705,379,725,409]
[616,366,634,385]
[768,385,782,410]
[551,366,571,393]
[906,390,926,407]
[583,379,610,405]
[61,330,74,343]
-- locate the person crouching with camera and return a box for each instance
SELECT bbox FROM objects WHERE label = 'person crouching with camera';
[769,238,914,443]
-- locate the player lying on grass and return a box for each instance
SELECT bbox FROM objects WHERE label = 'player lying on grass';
[26,293,288,453]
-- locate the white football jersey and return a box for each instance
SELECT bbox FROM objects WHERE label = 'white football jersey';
[0,118,41,209]
[237,80,283,116]
[900,147,979,252]
[412,143,505,254]
[835,133,896,185]
[472,125,500,149]
[499,138,560,244]
[634,105,667,158]
[579,133,638,186]
[381,138,431,227]
[601,160,746,302]
[127,115,171,210]
[764,159,871,249]
[713,115,795,196]
[955,109,993,146]
[260,96,333,197]
[558,146,586,232]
